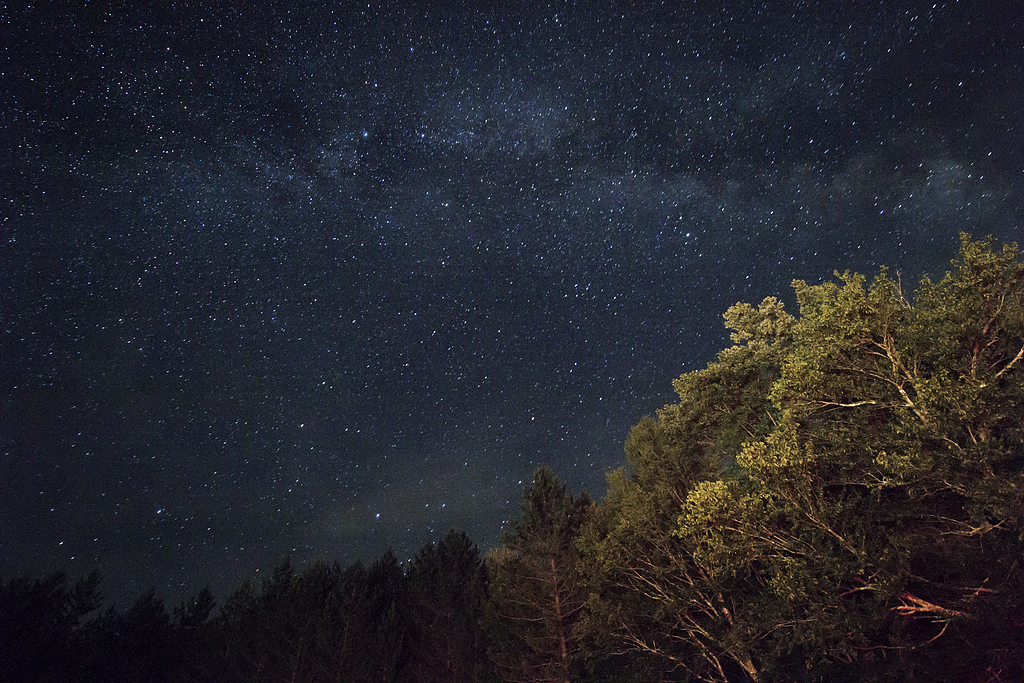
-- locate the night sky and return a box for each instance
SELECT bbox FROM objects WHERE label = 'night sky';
[2,2,1022,607]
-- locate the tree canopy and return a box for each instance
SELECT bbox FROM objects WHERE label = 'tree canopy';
[579,233,1024,682]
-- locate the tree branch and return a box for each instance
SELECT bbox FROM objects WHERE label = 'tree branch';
[994,343,1024,379]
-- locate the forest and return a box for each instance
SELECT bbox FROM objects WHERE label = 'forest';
[3,233,1023,683]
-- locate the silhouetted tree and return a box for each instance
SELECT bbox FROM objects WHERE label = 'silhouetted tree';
[404,529,490,682]
[111,587,174,681]
[0,570,102,682]
[488,466,593,683]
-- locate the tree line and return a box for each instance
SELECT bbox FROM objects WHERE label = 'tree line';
[3,234,1022,682]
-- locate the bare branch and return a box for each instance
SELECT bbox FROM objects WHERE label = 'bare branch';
[895,592,968,621]
[994,343,1024,379]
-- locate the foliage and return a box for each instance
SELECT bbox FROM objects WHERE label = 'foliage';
[0,535,488,683]
[579,233,1024,682]
[0,570,102,682]
[405,529,491,683]
[487,466,594,683]
[577,297,794,682]
[210,550,417,683]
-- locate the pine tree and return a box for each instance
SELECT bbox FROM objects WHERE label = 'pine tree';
[487,466,593,683]
[404,529,489,682]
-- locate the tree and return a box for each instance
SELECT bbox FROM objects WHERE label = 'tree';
[577,297,794,682]
[108,587,175,682]
[582,234,1024,681]
[404,529,490,683]
[207,552,413,683]
[210,560,296,683]
[362,549,412,682]
[0,570,102,682]
[733,233,1024,678]
[487,466,594,683]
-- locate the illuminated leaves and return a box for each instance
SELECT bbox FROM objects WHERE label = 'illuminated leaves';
[583,234,1024,681]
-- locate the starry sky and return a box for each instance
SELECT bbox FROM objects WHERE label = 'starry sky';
[2,2,1022,607]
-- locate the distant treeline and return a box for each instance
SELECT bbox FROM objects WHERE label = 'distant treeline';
[2,530,492,683]
[3,234,1023,682]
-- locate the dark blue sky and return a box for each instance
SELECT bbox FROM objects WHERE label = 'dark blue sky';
[2,2,1021,607]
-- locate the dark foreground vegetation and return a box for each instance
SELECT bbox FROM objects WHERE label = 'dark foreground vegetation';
[3,234,1023,682]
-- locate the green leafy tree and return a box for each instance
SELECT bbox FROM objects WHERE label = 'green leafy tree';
[732,233,1024,678]
[577,297,794,682]
[582,234,1024,681]
[487,466,594,683]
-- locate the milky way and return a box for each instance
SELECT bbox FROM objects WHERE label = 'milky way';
[2,3,1021,606]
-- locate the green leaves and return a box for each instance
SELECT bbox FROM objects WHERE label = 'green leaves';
[583,234,1024,681]
[721,296,796,351]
